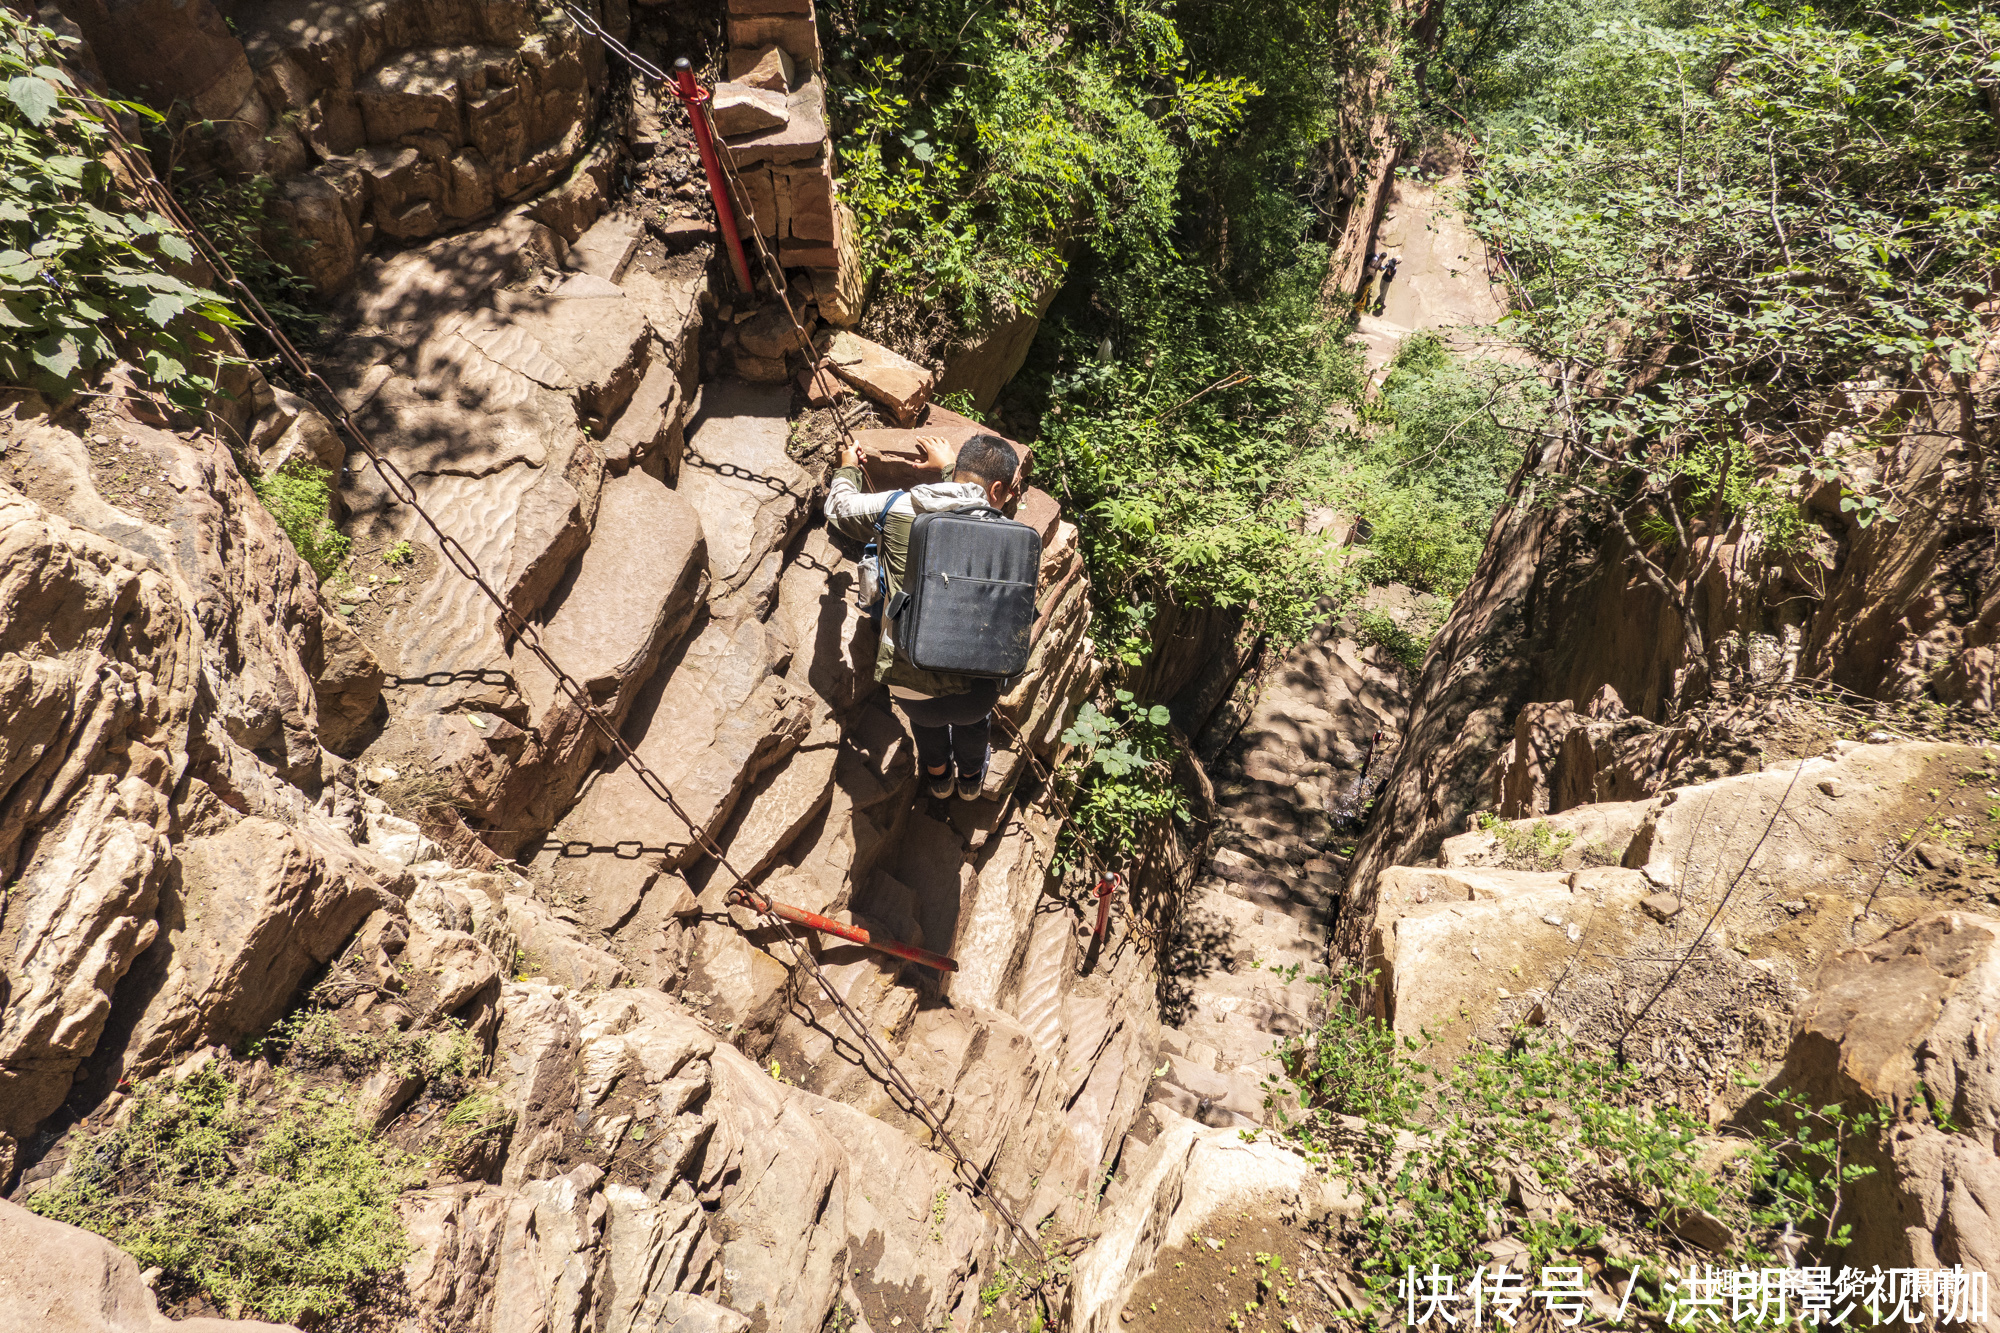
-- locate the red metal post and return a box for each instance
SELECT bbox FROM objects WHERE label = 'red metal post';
[733,887,959,973]
[1092,872,1122,940]
[669,57,755,296]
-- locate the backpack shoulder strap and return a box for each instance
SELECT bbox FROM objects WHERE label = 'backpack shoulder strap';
[873,490,905,533]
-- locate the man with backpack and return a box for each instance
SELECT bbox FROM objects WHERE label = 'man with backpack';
[826,431,1033,801]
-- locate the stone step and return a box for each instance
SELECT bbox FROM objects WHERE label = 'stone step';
[1214,832,1307,871]
[1224,813,1303,847]
[1192,877,1332,939]
[1203,859,1335,918]
[1213,874,1331,925]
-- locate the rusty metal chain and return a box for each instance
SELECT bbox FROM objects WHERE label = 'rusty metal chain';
[86,46,1050,1264]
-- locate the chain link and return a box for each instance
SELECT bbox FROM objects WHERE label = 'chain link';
[80,43,1050,1265]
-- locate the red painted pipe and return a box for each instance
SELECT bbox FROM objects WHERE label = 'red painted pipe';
[1092,872,1122,940]
[733,887,959,973]
[670,57,755,296]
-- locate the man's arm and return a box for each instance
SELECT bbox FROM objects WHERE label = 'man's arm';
[824,440,899,541]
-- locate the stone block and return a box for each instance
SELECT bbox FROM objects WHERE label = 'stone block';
[777,157,836,241]
[736,166,779,238]
[567,212,643,282]
[719,75,827,165]
[441,147,496,220]
[603,355,681,473]
[821,331,935,426]
[727,44,796,92]
[728,13,822,69]
[776,238,838,269]
[735,305,802,361]
[1641,892,1683,922]
[730,0,813,14]
[712,81,789,136]
[732,350,790,383]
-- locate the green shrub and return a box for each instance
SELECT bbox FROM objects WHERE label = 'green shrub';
[1355,608,1435,675]
[0,10,240,406]
[1055,688,1190,869]
[1472,811,1578,869]
[827,1,1253,330]
[252,461,350,582]
[1273,984,1884,1312]
[1271,971,1428,1132]
[272,1009,477,1093]
[31,1065,413,1324]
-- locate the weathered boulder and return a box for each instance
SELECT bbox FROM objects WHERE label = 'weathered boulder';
[113,815,406,1080]
[313,612,385,754]
[1068,1107,1359,1333]
[1493,688,1668,818]
[678,381,811,612]
[1777,912,2000,1296]
[1622,741,1972,894]
[1438,797,1657,871]
[820,331,934,426]
[0,1198,299,1332]
[1366,869,1651,1059]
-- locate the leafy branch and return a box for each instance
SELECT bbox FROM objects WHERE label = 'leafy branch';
[0,9,240,406]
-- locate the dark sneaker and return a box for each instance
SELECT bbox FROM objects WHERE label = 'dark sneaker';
[925,762,955,800]
[956,747,990,800]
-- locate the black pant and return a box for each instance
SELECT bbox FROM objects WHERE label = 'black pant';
[896,681,1000,777]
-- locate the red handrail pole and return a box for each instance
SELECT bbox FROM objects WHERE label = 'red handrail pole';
[739,888,960,973]
[1092,872,1121,940]
[670,57,755,296]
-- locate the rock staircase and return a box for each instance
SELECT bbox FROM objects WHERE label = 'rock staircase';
[1140,166,1513,1130]
[1144,603,1417,1127]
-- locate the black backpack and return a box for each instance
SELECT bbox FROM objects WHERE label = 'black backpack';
[886,506,1040,678]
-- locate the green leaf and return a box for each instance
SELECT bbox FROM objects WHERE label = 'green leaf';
[143,292,185,327]
[5,75,58,127]
[1147,704,1171,725]
[142,347,185,385]
[30,331,79,379]
[156,233,194,265]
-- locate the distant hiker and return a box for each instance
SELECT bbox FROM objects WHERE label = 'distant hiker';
[1353,250,1380,317]
[828,432,1037,801]
[1373,255,1400,315]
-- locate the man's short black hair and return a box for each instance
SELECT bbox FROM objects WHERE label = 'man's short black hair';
[955,433,1020,488]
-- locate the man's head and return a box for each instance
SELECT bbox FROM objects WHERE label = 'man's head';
[955,432,1022,512]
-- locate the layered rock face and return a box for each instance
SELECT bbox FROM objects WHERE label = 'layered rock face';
[0,391,399,1147]
[1336,310,2000,959]
[0,138,1143,1330]
[56,0,621,294]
